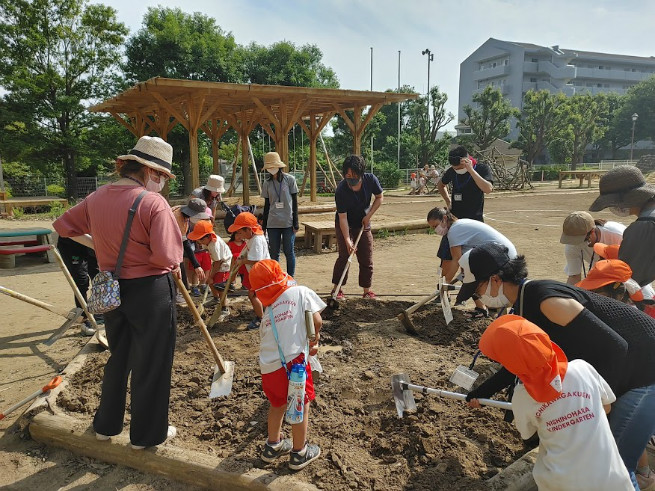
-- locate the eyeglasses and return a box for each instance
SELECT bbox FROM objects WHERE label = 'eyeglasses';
[152,170,169,182]
[584,229,593,244]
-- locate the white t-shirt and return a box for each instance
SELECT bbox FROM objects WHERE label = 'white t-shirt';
[446,219,518,257]
[259,286,327,374]
[205,236,232,273]
[563,222,625,276]
[512,359,631,491]
[239,233,270,271]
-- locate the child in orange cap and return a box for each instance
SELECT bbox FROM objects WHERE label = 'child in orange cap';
[478,314,632,490]
[227,212,271,330]
[187,221,232,312]
[249,259,325,471]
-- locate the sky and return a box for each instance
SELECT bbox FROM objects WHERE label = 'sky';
[94,0,655,131]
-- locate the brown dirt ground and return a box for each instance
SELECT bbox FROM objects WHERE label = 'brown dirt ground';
[0,181,635,489]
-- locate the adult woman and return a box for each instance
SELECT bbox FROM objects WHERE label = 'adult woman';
[427,207,517,318]
[54,136,183,449]
[459,242,655,488]
[261,152,299,276]
[191,174,225,218]
[559,211,625,284]
[331,155,383,299]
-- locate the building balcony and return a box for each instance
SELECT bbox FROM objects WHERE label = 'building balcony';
[574,67,653,82]
[472,64,510,81]
[538,60,576,80]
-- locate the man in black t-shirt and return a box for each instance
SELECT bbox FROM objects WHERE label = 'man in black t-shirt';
[436,145,494,262]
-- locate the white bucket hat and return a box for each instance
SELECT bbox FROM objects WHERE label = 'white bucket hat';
[263,152,286,170]
[117,136,175,179]
[204,175,225,193]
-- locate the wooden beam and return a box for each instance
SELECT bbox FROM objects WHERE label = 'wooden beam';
[334,106,356,134]
[361,103,383,131]
[152,92,189,131]
[109,111,139,137]
[251,97,280,130]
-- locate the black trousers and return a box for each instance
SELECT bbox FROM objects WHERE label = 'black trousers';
[93,273,177,447]
[57,237,99,314]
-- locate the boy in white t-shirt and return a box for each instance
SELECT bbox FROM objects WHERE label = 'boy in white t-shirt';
[249,259,325,471]
[474,314,632,491]
[187,221,232,312]
[227,212,271,330]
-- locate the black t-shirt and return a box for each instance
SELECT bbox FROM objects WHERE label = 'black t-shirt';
[440,163,493,221]
[619,216,655,286]
[334,173,383,229]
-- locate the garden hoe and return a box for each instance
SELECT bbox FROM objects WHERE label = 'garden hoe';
[326,227,364,309]
[397,267,459,334]
[0,285,83,346]
[208,263,240,327]
[391,373,512,419]
[174,276,234,398]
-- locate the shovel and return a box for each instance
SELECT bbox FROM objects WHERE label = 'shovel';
[391,373,511,418]
[0,285,84,346]
[326,227,365,309]
[208,263,240,328]
[0,376,63,421]
[174,276,234,398]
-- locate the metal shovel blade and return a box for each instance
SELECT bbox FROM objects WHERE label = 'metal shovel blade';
[42,308,84,346]
[209,360,235,399]
[449,365,479,390]
[391,374,417,419]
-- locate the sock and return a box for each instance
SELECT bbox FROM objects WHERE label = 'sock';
[267,439,282,448]
[293,445,307,455]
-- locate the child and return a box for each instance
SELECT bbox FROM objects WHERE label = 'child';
[227,232,247,291]
[474,314,632,490]
[227,212,271,330]
[187,221,232,314]
[248,259,324,471]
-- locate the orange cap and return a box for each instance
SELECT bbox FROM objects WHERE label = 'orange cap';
[479,314,568,403]
[187,220,217,241]
[227,212,264,235]
[593,243,620,260]
[577,259,645,302]
[249,259,294,306]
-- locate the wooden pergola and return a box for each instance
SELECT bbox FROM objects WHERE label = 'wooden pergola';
[89,77,417,203]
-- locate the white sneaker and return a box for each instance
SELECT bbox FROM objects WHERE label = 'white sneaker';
[80,321,96,336]
[175,293,187,306]
[95,432,110,441]
[131,425,176,450]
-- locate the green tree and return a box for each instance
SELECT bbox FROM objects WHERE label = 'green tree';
[592,92,628,160]
[514,90,566,165]
[124,7,243,84]
[405,86,453,167]
[612,76,655,144]
[460,86,519,152]
[244,41,339,88]
[0,0,128,198]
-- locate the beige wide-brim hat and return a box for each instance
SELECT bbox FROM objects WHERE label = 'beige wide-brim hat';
[205,175,225,193]
[117,136,175,179]
[263,151,286,170]
[589,166,655,212]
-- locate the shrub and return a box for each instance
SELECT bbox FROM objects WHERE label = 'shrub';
[12,207,24,219]
[532,165,567,181]
[46,184,66,197]
[48,201,67,219]
[374,160,402,189]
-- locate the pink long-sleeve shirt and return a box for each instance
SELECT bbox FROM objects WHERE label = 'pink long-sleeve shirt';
[54,184,183,279]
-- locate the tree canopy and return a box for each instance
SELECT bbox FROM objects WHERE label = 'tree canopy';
[460,86,519,152]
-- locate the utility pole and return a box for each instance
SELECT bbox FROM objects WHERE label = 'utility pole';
[422,48,434,127]
[370,47,374,172]
[631,113,639,162]
[397,50,401,169]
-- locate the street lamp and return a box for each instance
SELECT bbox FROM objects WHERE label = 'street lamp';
[422,48,434,126]
[630,113,639,162]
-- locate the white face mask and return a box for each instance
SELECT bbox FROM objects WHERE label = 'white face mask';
[146,173,166,193]
[267,168,279,175]
[434,223,448,236]
[609,206,630,217]
[454,167,468,175]
[480,280,510,309]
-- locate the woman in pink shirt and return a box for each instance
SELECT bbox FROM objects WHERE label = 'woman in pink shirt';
[54,136,183,449]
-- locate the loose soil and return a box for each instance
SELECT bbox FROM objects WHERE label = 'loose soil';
[1,182,634,489]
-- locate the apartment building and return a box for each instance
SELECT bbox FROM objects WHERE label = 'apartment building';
[458,38,655,139]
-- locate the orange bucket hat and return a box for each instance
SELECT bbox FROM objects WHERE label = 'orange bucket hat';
[226,212,264,235]
[593,242,620,260]
[479,314,568,403]
[187,220,217,241]
[249,259,295,307]
[576,259,644,302]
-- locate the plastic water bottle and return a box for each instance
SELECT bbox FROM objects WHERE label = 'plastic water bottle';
[285,364,306,424]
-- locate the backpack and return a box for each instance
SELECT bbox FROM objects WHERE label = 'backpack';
[222,202,257,232]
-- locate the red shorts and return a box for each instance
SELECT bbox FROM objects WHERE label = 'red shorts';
[212,270,229,284]
[262,354,315,408]
[192,250,211,271]
[242,270,252,290]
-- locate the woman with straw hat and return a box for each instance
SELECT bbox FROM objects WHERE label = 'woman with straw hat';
[261,152,299,277]
[191,174,226,218]
[54,135,182,450]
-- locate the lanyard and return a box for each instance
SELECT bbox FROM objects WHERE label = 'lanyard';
[453,170,473,192]
[509,279,531,316]
[268,307,307,379]
[272,175,284,202]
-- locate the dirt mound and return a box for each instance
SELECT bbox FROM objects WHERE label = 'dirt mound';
[57,299,528,490]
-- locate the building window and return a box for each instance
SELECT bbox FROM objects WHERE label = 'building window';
[603,84,610,88]
[597,83,602,87]
[530,77,537,82]
[504,59,509,65]
[598,66,604,69]
[531,58,538,63]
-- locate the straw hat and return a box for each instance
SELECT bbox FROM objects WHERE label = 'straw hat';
[263,152,286,170]
[589,166,655,212]
[204,175,225,193]
[117,136,175,179]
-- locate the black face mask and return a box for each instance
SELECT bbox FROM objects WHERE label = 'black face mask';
[346,177,361,187]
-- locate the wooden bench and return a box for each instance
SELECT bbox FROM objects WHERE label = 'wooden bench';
[0,228,54,268]
[558,170,608,188]
[302,219,431,253]
[0,197,67,217]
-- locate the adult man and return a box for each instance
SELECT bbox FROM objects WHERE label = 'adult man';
[436,145,494,265]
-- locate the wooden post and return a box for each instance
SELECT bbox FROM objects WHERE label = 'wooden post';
[309,132,317,202]
[189,126,199,191]
[353,106,362,155]
[241,130,250,204]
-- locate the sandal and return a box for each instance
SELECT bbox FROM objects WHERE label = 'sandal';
[463,307,489,319]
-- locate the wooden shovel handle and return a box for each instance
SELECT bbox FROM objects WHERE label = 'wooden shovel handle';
[0,285,71,318]
[174,275,227,374]
[218,263,240,310]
